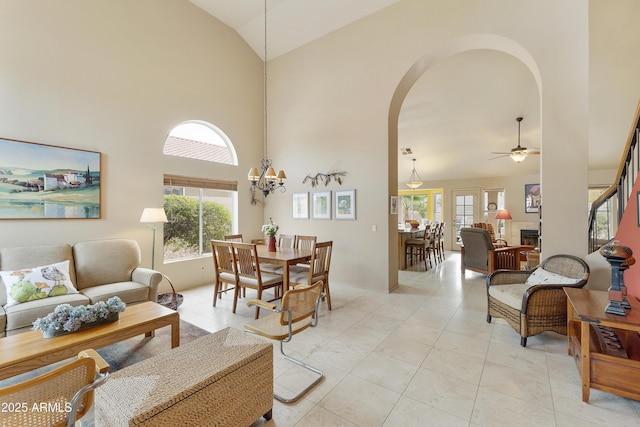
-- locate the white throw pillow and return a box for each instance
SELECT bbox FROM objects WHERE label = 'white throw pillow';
[525,267,580,286]
[0,260,78,307]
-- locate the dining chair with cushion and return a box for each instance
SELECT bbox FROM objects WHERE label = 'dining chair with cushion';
[404,228,431,270]
[285,241,333,310]
[211,240,237,305]
[244,281,324,403]
[279,234,296,248]
[232,242,284,319]
[293,235,317,269]
[0,349,109,427]
[487,254,590,346]
[295,235,317,251]
[260,234,297,274]
[437,222,446,262]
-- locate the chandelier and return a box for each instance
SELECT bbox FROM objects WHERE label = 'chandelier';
[406,158,423,189]
[248,0,286,203]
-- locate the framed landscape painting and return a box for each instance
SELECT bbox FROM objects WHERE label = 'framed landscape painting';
[312,191,331,220]
[335,189,356,220]
[0,138,101,219]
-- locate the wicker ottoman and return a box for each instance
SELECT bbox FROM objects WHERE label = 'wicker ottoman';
[95,327,273,426]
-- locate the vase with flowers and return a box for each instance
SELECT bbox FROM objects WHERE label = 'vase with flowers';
[33,296,126,338]
[261,217,279,252]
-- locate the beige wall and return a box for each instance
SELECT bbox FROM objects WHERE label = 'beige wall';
[0,0,265,293]
[0,1,637,295]
[265,0,595,291]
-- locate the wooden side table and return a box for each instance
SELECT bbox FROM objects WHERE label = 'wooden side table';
[565,288,640,402]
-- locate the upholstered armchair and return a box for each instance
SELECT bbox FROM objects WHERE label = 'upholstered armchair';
[471,222,507,247]
[459,228,522,275]
[486,254,590,346]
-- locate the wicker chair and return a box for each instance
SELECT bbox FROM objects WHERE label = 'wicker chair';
[0,349,109,427]
[486,254,590,346]
[244,281,324,403]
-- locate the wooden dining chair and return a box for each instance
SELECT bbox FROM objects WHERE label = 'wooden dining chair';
[279,234,296,248]
[287,241,333,310]
[232,242,284,319]
[224,234,244,243]
[259,234,297,274]
[295,235,317,251]
[404,228,431,270]
[211,240,237,305]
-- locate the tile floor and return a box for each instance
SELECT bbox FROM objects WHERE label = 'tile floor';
[176,252,640,427]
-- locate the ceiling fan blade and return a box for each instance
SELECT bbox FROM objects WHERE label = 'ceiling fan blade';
[527,150,541,155]
[488,154,509,160]
[490,151,511,155]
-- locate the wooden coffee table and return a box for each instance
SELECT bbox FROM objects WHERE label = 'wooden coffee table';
[0,301,179,380]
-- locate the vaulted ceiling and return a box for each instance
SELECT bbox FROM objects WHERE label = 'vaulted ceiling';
[191,1,638,184]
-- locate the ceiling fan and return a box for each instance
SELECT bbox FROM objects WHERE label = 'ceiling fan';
[490,116,540,163]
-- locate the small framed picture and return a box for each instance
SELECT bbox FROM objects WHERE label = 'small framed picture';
[312,191,331,220]
[525,183,541,213]
[292,192,309,219]
[335,189,356,220]
[390,196,398,215]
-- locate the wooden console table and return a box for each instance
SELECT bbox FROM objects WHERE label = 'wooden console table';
[565,288,640,402]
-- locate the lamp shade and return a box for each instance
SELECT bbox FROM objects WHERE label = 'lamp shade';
[140,208,168,223]
[495,209,512,220]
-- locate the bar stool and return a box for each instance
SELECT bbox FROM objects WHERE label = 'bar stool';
[404,228,431,270]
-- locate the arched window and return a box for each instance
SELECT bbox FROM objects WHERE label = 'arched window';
[163,120,237,165]
[162,120,238,262]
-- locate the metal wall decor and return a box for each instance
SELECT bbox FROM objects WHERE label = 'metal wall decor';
[302,171,346,187]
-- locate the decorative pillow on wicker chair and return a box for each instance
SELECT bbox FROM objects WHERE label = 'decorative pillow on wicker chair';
[525,267,580,285]
[0,260,78,307]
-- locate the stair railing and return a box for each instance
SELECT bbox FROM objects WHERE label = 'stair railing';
[588,101,640,253]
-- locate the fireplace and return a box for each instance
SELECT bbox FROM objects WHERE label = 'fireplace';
[521,229,539,247]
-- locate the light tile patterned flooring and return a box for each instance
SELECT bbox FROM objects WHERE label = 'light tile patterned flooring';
[177,252,640,427]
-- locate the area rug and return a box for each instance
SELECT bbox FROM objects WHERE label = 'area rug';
[95,319,210,372]
[0,319,209,387]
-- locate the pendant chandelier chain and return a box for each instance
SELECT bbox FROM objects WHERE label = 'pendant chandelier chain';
[263,0,268,160]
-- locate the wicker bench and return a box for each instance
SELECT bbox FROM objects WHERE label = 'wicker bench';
[95,327,273,426]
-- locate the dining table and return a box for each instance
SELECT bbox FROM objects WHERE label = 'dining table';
[255,245,313,291]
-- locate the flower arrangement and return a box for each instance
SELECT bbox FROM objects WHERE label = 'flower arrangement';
[33,296,126,336]
[261,217,279,238]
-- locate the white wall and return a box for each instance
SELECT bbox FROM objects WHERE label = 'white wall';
[0,0,265,293]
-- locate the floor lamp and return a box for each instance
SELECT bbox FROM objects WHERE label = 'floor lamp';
[139,208,168,270]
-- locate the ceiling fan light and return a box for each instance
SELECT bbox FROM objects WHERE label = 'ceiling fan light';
[510,151,527,163]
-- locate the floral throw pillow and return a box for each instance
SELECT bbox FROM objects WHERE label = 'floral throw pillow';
[0,260,78,307]
[525,267,580,286]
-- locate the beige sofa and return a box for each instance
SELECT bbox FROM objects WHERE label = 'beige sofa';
[0,239,162,337]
